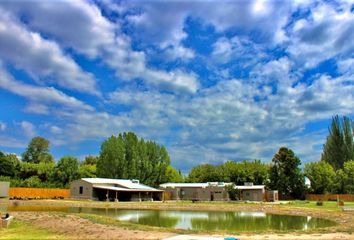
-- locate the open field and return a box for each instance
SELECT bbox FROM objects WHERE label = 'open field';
[1,199,354,239]
[0,219,66,240]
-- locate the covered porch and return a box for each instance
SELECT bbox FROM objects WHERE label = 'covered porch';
[92,185,163,202]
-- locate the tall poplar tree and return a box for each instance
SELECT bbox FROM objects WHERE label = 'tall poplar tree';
[321,115,354,170]
[96,132,171,187]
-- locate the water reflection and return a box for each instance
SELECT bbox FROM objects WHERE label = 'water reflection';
[9,205,336,231]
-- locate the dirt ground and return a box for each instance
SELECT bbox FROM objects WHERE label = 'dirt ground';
[6,200,354,240]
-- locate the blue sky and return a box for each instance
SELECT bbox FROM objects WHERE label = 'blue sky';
[0,0,353,173]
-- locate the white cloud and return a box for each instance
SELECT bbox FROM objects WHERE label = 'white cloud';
[0,136,26,148]
[50,126,63,135]
[0,0,352,172]
[163,45,195,62]
[0,66,94,113]
[20,121,35,137]
[0,9,99,95]
[211,36,266,65]
[0,0,116,58]
[122,0,291,50]
[337,58,354,74]
[0,1,199,94]
[0,122,6,131]
[104,70,353,170]
[287,1,354,68]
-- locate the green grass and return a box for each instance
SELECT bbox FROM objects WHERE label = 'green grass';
[280,200,354,211]
[0,220,65,240]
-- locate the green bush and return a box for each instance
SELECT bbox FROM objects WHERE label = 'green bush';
[316,201,323,206]
[226,183,241,200]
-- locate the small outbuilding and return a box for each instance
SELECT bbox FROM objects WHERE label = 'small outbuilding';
[235,183,265,201]
[0,182,10,198]
[160,182,267,202]
[160,182,230,201]
[70,178,163,202]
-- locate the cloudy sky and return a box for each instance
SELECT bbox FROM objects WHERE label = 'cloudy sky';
[0,0,353,173]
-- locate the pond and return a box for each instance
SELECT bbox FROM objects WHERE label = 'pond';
[8,205,336,232]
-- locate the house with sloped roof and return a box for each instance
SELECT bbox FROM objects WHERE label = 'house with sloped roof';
[160,182,268,201]
[160,182,230,201]
[70,178,163,201]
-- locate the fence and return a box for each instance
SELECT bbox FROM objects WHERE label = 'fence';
[9,187,70,199]
[306,194,354,202]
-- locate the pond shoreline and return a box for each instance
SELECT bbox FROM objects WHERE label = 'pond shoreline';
[3,199,354,239]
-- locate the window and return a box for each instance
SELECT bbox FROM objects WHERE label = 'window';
[79,186,83,194]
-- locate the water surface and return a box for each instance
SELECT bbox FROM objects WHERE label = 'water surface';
[9,205,336,231]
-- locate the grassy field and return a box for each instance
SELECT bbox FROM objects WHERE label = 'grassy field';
[0,220,65,240]
[278,200,354,211]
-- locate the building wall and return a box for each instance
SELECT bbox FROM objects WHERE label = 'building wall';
[163,186,229,201]
[70,180,93,200]
[0,182,10,198]
[242,189,264,201]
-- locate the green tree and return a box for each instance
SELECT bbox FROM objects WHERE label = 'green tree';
[122,132,139,178]
[140,140,171,186]
[268,147,305,199]
[20,162,54,181]
[96,132,171,187]
[342,160,354,194]
[82,155,98,165]
[78,164,97,178]
[0,152,20,177]
[304,161,335,194]
[223,160,269,185]
[97,134,125,179]
[165,166,184,182]
[187,164,224,182]
[225,183,241,200]
[322,115,354,170]
[22,136,54,163]
[51,156,79,187]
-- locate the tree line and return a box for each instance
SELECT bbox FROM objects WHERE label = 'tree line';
[185,115,354,198]
[0,115,353,197]
[0,133,182,188]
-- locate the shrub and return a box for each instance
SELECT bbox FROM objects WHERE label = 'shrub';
[316,201,323,206]
[226,183,241,200]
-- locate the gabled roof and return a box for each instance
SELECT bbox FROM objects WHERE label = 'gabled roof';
[81,178,160,191]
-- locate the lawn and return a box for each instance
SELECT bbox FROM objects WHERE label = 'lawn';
[0,220,65,240]
[280,200,354,211]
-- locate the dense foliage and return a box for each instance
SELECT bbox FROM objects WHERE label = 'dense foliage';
[0,152,20,177]
[322,115,353,170]
[51,156,80,187]
[225,183,241,200]
[186,160,269,184]
[22,136,54,163]
[304,161,335,194]
[97,132,172,187]
[268,147,305,199]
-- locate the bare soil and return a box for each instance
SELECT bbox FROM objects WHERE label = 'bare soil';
[6,200,354,240]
